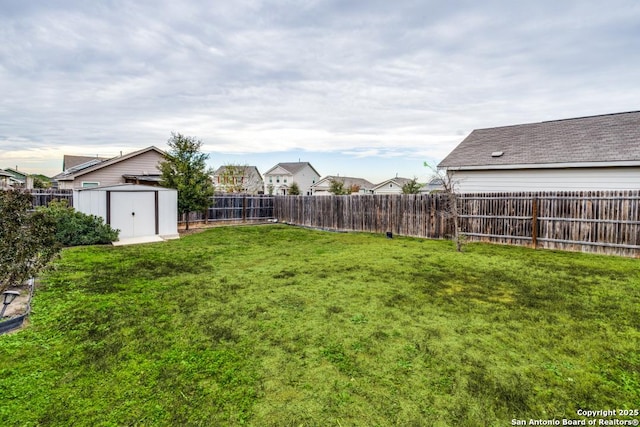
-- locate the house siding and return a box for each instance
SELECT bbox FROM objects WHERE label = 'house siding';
[60,151,164,189]
[452,167,640,193]
[373,183,402,195]
[293,170,319,196]
[265,166,320,195]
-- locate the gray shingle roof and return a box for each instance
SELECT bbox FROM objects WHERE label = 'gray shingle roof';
[438,111,640,169]
[313,176,375,189]
[265,162,321,176]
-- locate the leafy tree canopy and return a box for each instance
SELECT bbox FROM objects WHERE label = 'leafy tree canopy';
[159,132,214,229]
[288,182,301,195]
[402,178,422,194]
[0,190,60,292]
[329,179,349,195]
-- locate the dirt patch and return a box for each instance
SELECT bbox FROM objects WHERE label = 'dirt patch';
[178,221,276,235]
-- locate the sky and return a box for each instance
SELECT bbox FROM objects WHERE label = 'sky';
[2,1,640,183]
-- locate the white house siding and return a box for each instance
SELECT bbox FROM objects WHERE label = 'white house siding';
[264,166,291,195]
[59,151,164,189]
[265,166,320,195]
[294,169,320,195]
[373,183,403,195]
[451,167,640,193]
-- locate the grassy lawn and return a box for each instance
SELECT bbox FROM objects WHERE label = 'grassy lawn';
[1,224,639,426]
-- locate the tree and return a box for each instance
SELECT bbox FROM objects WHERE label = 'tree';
[31,174,52,189]
[329,179,349,195]
[218,164,245,193]
[402,178,422,194]
[288,182,301,195]
[424,162,465,251]
[159,132,214,230]
[0,190,60,293]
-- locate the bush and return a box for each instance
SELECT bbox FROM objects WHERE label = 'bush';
[38,200,119,246]
[0,190,60,292]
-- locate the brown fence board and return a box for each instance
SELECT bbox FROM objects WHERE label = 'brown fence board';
[8,189,75,208]
[274,191,640,257]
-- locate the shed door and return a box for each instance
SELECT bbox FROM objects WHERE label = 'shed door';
[109,192,157,238]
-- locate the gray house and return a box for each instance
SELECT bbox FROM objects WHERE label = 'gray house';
[438,111,640,193]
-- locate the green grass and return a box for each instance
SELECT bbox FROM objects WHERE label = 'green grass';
[1,224,639,426]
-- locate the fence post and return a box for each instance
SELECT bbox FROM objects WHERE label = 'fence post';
[531,197,538,249]
[242,194,247,222]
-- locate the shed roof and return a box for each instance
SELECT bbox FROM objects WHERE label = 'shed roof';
[438,111,640,170]
[74,183,176,192]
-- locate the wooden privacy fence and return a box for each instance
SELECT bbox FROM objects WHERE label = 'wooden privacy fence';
[2,189,74,208]
[274,194,453,238]
[179,194,275,224]
[275,191,640,257]
[459,191,640,257]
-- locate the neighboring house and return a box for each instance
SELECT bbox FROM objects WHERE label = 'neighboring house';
[2,168,27,187]
[3,168,53,189]
[53,146,166,189]
[63,155,108,171]
[0,170,13,188]
[311,176,375,195]
[420,177,445,193]
[212,165,264,194]
[263,162,321,195]
[438,111,640,193]
[371,177,414,195]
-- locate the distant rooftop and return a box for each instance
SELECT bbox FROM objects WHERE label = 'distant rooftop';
[439,111,640,169]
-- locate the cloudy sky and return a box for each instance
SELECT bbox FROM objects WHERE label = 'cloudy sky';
[2,1,639,182]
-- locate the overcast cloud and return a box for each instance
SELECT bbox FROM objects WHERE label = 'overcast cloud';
[1,0,639,181]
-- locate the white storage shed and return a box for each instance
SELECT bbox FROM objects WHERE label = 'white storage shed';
[73,184,179,244]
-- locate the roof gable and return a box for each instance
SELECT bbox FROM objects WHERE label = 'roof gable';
[439,111,640,169]
[55,146,166,181]
[264,162,321,177]
[372,177,413,190]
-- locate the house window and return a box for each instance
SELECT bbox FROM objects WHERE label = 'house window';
[82,182,100,188]
[277,176,280,183]
[269,177,272,183]
[284,178,287,183]
[390,184,393,188]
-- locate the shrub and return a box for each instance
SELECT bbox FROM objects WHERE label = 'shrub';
[38,200,119,246]
[0,190,60,292]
